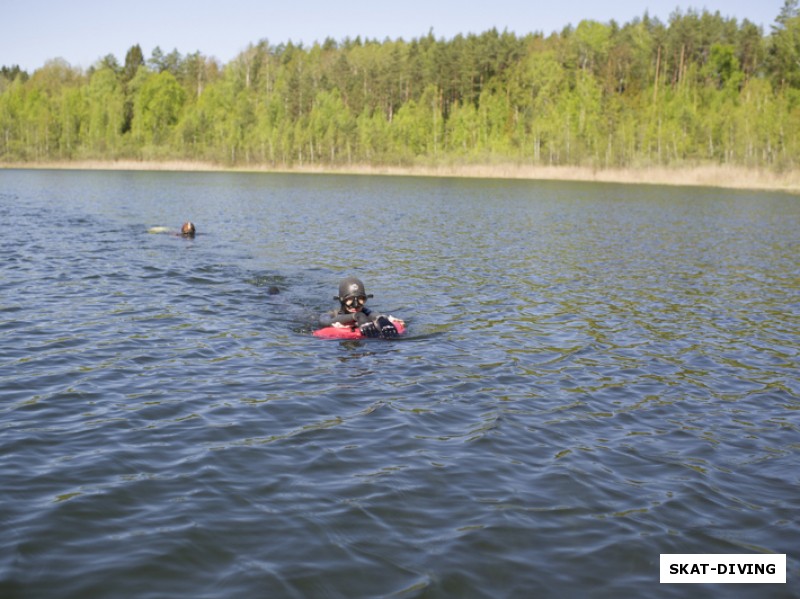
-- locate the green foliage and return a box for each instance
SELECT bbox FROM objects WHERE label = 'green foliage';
[769,9,800,88]
[133,71,187,149]
[122,45,145,84]
[85,67,125,156]
[1,6,799,169]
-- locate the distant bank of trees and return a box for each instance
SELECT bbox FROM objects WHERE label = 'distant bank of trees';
[3,2,800,170]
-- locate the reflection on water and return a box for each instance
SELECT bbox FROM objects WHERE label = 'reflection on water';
[0,169,798,598]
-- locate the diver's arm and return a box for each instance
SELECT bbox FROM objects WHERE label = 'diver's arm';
[319,310,358,327]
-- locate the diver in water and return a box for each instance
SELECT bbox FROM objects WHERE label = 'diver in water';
[180,221,196,237]
[147,221,196,237]
[319,276,401,338]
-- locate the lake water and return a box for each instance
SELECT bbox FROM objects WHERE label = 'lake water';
[1,169,798,598]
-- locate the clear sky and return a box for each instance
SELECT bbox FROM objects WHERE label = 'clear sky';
[2,0,787,73]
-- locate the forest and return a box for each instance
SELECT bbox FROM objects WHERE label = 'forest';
[2,2,800,171]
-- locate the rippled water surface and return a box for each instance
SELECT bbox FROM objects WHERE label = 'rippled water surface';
[1,169,798,598]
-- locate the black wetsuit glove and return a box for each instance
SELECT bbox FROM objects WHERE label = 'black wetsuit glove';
[359,322,380,338]
[356,312,380,338]
[376,316,398,338]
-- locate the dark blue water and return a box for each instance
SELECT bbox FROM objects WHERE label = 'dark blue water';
[1,169,798,598]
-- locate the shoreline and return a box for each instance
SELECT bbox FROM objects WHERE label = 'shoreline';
[3,160,800,193]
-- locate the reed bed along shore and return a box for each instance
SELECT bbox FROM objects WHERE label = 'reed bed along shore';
[3,160,799,193]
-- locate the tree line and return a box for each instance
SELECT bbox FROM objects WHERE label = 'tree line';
[2,2,800,170]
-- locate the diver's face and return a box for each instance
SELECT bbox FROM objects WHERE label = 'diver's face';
[343,295,367,313]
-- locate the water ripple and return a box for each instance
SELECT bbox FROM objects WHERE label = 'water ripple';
[1,171,798,598]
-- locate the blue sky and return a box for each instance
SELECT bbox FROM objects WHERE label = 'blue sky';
[2,0,786,72]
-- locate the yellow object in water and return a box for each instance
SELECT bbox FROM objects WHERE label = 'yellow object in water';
[147,226,171,234]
